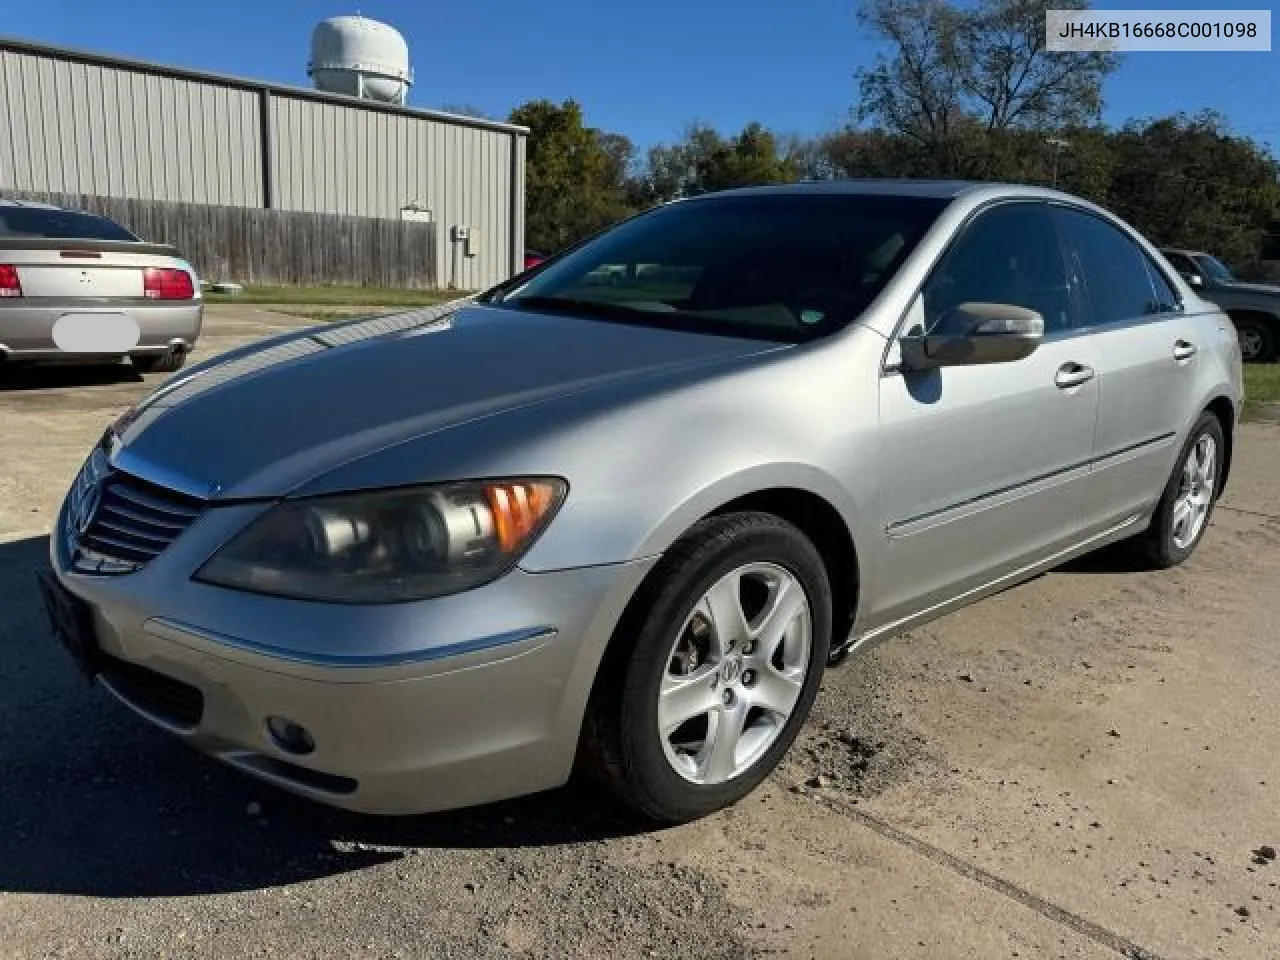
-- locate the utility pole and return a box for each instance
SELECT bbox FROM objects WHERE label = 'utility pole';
[1046,138,1071,187]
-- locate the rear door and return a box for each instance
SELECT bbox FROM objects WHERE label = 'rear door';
[870,201,1100,628]
[1049,205,1203,532]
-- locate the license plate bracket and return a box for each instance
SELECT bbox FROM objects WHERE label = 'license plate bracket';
[35,570,101,680]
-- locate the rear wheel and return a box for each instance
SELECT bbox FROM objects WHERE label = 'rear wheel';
[131,351,186,374]
[1134,411,1224,569]
[580,512,831,824]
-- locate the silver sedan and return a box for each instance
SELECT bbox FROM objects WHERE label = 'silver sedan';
[39,181,1243,824]
[0,199,202,372]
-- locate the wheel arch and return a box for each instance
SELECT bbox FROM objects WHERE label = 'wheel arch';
[1204,394,1236,497]
[574,484,863,786]
[703,488,860,647]
[586,479,863,707]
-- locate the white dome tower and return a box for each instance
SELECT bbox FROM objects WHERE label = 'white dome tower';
[307,15,413,105]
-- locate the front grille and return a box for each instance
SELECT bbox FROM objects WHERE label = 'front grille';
[99,653,204,729]
[67,451,205,574]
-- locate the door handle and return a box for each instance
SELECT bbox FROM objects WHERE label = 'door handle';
[1055,362,1095,389]
[1173,339,1198,361]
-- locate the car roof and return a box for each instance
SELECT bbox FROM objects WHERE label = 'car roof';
[679,179,1054,201]
[1159,247,1210,258]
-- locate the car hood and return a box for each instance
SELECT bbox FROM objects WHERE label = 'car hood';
[108,300,782,499]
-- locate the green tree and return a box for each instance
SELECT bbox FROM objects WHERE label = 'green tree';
[1106,111,1280,267]
[634,122,802,203]
[509,99,637,252]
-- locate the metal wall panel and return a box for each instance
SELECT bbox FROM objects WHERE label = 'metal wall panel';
[0,49,262,206]
[268,93,514,288]
[0,42,526,290]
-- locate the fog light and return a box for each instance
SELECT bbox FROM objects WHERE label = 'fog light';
[266,716,315,756]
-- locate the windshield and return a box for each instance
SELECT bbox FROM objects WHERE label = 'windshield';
[0,207,138,241]
[1194,254,1235,284]
[495,193,949,341]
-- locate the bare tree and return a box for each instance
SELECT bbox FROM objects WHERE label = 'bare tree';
[854,0,1117,171]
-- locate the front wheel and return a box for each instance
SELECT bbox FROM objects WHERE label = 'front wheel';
[1233,315,1277,363]
[580,512,832,824]
[1135,412,1225,568]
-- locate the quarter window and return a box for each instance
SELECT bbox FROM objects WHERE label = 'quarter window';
[1142,257,1181,313]
[1051,207,1163,326]
[922,203,1073,335]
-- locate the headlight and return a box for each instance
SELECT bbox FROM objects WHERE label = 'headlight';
[194,478,567,603]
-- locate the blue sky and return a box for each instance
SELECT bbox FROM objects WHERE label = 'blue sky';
[4,0,1276,157]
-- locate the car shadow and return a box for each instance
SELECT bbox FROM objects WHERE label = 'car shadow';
[1056,543,1150,575]
[0,362,142,391]
[0,534,646,900]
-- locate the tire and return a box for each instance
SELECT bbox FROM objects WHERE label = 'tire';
[1134,411,1225,569]
[580,512,832,824]
[1232,314,1277,363]
[132,351,186,374]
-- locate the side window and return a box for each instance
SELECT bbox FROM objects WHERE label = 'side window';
[1051,207,1163,326]
[922,203,1073,335]
[1142,257,1181,313]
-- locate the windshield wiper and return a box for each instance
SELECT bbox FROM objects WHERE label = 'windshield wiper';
[504,296,652,318]
[503,294,807,344]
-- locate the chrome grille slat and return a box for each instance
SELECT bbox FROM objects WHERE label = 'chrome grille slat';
[91,516,173,547]
[95,500,189,531]
[109,483,201,519]
[85,532,162,560]
[66,459,206,574]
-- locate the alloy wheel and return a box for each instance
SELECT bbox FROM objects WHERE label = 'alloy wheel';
[658,562,812,785]
[1238,327,1264,362]
[1171,433,1217,551]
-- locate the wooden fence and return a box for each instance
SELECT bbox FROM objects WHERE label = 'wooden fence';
[7,191,438,289]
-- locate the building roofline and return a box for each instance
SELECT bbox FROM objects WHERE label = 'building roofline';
[0,34,530,137]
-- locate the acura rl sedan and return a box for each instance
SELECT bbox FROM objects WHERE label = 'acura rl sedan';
[39,181,1243,824]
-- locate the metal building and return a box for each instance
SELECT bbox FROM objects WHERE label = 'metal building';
[0,36,527,290]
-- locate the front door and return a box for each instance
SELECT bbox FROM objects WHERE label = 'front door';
[869,201,1099,630]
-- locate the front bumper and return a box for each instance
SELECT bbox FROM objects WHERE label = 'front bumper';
[47,494,655,815]
[0,302,202,361]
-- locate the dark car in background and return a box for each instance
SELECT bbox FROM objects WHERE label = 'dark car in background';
[0,199,202,373]
[1161,248,1280,363]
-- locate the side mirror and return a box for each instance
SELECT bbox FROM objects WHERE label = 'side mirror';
[900,303,1044,371]
[1181,271,1204,288]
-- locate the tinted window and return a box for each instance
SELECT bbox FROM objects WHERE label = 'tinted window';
[0,207,137,241]
[1052,208,1161,326]
[1194,254,1235,284]
[1162,250,1195,274]
[922,202,1072,334]
[499,194,949,342]
[1143,257,1181,313]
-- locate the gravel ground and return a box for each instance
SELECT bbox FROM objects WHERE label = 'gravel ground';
[1,306,1277,959]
